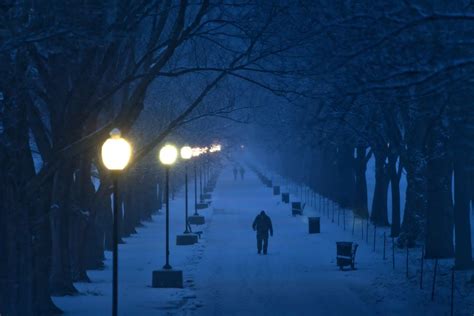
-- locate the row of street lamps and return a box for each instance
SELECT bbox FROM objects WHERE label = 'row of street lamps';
[100,128,221,316]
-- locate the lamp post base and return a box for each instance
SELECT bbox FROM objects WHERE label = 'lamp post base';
[152,269,183,288]
[176,234,198,245]
[188,215,205,225]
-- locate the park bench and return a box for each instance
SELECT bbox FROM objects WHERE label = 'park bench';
[187,222,203,239]
[336,242,358,270]
[292,202,305,216]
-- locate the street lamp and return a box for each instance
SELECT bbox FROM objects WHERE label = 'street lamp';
[101,128,132,316]
[187,148,206,225]
[175,146,199,245]
[152,144,183,288]
[159,144,178,269]
[180,146,192,233]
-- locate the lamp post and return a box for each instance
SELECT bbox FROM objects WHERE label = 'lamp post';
[194,158,199,216]
[180,146,192,233]
[101,129,132,316]
[176,146,199,245]
[199,162,203,202]
[152,144,183,288]
[159,144,178,269]
[188,150,205,225]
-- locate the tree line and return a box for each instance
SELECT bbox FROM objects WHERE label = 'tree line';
[0,1,312,315]
[253,0,474,271]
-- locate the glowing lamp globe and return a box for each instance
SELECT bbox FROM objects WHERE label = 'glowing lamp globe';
[159,144,178,165]
[101,129,132,171]
[180,146,193,160]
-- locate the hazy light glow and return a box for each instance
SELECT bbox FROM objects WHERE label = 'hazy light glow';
[181,146,193,160]
[210,144,222,153]
[101,129,132,171]
[192,147,203,157]
[159,144,178,165]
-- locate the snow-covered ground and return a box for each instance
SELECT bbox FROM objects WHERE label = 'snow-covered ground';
[54,162,473,315]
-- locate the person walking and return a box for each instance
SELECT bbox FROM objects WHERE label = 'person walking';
[233,166,238,181]
[239,166,245,180]
[252,211,273,255]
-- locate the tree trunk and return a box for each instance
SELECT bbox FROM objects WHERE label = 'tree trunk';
[336,146,356,208]
[49,163,78,295]
[32,180,63,315]
[400,147,427,247]
[453,151,473,268]
[425,131,454,259]
[371,150,390,226]
[354,146,369,218]
[388,154,401,237]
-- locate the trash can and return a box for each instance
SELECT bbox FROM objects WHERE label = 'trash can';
[292,202,302,216]
[273,186,280,195]
[308,217,320,234]
[336,241,355,270]
[282,193,289,203]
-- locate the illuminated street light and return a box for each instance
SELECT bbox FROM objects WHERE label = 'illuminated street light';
[152,144,183,288]
[158,144,177,270]
[101,128,132,316]
[180,146,192,234]
[159,144,178,165]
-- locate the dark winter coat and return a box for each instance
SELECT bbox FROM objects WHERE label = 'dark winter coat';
[252,213,273,237]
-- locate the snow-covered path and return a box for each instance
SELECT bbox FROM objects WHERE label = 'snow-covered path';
[54,163,464,315]
[190,168,371,316]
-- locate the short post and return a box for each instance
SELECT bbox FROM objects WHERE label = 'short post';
[337,207,340,226]
[450,267,454,316]
[420,246,424,289]
[366,219,369,243]
[318,194,321,212]
[383,232,386,260]
[352,214,355,235]
[343,209,346,231]
[431,258,438,301]
[327,199,329,218]
[406,242,409,278]
[332,201,335,223]
[373,224,376,252]
[392,237,395,269]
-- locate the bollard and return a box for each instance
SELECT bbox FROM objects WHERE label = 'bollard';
[332,202,335,223]
[450,267,454,316]
[343,209,346,231]
[406,243,409,278]
[420,246,424,289]
[431,259,438,301]
[352,215,355,235]
[373,224,376,252]
[366,219,369,244]
[327,199,330,218]
[383,232,386,260]
[392,237,395,269]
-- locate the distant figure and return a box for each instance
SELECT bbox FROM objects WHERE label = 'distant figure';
[233,166,238,181]
[239,167,245,180]
[252,211,273,255]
